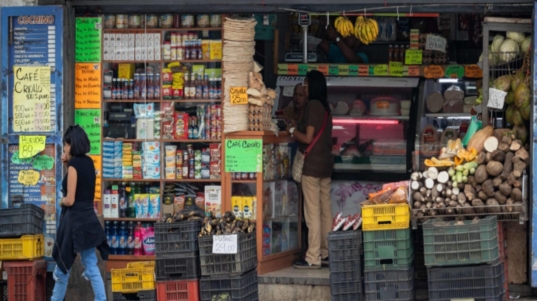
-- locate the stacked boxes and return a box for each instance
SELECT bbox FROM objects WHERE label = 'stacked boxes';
[328,231,363,301]
[103,33,161,61]
[361,203,413,301]
[423,216,504,301]
[142,142,161,179]
[103,141,123,179]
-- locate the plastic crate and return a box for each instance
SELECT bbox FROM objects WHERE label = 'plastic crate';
[113,290,156,301]
[427,261,505,301]
[362,204,410,231]
[198,232,257,277]
[199,269,258,301]
[498,222,509,301]
[156,279,199,301]
[155,221,202,255]
[328,231,362,273]
[413,228,427,282]
[364,266,414,301]
[3,259,46,301]
[331,281,363,301]
[0,234,44,260]
[156,252,200,280]
[111,261,155,293]
[423,216,499,267]
[0,204,44,238]
[0,280,7,301]
[364,229,413,270]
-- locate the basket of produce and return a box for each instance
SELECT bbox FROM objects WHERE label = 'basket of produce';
[360,182,410,231]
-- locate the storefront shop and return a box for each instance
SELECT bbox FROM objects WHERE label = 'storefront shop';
[1,1,537,300]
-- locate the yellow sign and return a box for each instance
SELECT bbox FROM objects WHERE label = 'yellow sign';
[13,66,51,132]
[19,136,46,159]
[17,170,40,186]
[405,50,423,65]
[373,65,388,76]
[389,62,403,77]
[230,87,248,105]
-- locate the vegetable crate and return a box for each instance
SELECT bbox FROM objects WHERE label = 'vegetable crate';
[198,232,257,277]
[112,290,156,301]
[156,279,199,301]
[155,252,200,280]
[199,269,258,301]
[413,227,428,284]
[364,266,414,301]
[427,261,505,301]
[0,204,44,238]
[0,234,44,260]
[155,221,203,255]
[328,230,363,273]
[3,259,46,301]
[0,280,7,301]
[423,216,499,267]
[364,229,413,270]
[362,204,409,231]
[111,261,155,293]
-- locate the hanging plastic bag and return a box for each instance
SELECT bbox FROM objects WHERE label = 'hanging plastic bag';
[462,115,482,147]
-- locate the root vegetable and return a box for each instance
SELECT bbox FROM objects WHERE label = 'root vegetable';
[494,128,514,142]
[507,174,517,186]
[486,161,503,177]
[462,203,475,215]
[428,167,439,180]
[468,176,477,188]
[506,198,514,212]
[464,184,476,200]
[478,191,489,201]
[514,179,522,188]
[475,165,488,184]
[500,152,514,180]
[512,156,522,164]
[486,153,493,163]
[436,184,445,193]
[491,150,506,162]
[425,178,435,189]
[495,191,507,205]
[487,199,501,213]
[411,172,422,181]
[413,192,425,203]
[498,142,510,153]
[510,139,522,151]
[413,201,422,208]
[445,189,452,197]
[477,152,487,164]
[475,185,482,192]
[472,199,485,214]
[511,187,522,202]
[458,182,465,190]
[515,147,529,161]
[482,180,495,197]
[493,176,503,188]
[513,202,524,213]
[411,180,423,191]
[499,182,512,196]
[449,201,458,207]
[426,189,432,197]
[422,171,429,179]
[483,136,499,152]
[467,126,494,153]
[436,197,444,203]
[437,171,449,184]
[513,161,527,178]
[419,187,427,195]
[431,186,439,199]
[426,202,433,209]
[457,193,467,205]
[501,135,513,145]
[451,194,457,201]
[452,187,460,196]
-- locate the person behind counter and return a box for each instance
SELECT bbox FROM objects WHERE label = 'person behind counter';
[51,125,109,301]
[318,23,369,64]
[284,83,308,127]
[289,70,334,269]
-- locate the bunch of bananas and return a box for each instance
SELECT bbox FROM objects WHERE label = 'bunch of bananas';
[335,16,354,37]
[354,16,379,45]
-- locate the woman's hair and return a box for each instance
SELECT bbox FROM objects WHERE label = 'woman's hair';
[63,125,91,156]
[306,70,330,113]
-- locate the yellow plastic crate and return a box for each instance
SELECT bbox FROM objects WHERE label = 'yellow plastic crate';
[111,261,155,293]
[362,203,410,231]
[0,234,44,260]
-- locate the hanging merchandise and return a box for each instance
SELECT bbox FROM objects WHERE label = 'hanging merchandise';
[354,16,379,45]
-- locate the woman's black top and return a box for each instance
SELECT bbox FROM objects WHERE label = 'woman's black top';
[53,155,109,273]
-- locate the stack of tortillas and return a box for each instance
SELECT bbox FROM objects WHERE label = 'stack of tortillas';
[222,16,257,133]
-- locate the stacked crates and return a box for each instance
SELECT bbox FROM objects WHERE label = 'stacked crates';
[198,232,258,301]
[111,261,156,300]
[362,204,414,301]
[154,221,203,301]
[424,216,505,301]
[0,204,45,301]
[328,230,363,301]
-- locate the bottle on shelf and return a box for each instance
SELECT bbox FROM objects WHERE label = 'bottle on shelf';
[111,221,119,255]
[202,74,209,99]
[127,182,136,218]
[134,222,143,256]
[110,185,119,218]
[134,73,141,99]
[119,182,127,218]
[127,221,134,255]
[216,77,222,99]
[128,79,134,100]
[195,74,202,99]
[388,44,393,62]
[118,221,127,255]
[105,221,111,250]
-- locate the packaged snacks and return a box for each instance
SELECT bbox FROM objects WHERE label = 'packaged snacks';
[204,186,222,218]
[133,103,155,118]
[141,226,155,255]
[165,145,177,157]
[174,112,188,139]
[242,196,254,219]
[173,195,185,214]
[231,196,243,219]
[195,193,205,211]
[149,194,161,218]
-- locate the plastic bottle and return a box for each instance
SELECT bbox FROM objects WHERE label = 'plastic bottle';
[110,221,119,255]
[134,222,143,256]
[118,221,127,255]
[127,222,135,255]
[105,221,111,249]
[119,182,127,218]
[127,182,136,218]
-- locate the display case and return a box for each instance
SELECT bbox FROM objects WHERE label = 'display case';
[275,76,420,181]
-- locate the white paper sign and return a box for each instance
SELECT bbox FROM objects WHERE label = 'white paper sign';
[488,88,507,110]
[425,35,447,53]
[213,234,238,254]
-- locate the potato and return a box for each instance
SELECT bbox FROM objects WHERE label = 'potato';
[486,161,503,177]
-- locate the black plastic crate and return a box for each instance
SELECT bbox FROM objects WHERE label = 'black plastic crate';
[155,221,202,255]
[0,204,44,238]
[155,252,200,281]
[198,232,257,277]
[364,266,414,301]
[112,290,156,301]
[200,269,258,301]
[331,270,361,284]
[331,281,363,301]
[427,261,505,301]
[0,280,7,301]
[328,231,362,253]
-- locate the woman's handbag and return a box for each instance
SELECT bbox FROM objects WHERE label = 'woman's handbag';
[292,112,328,183]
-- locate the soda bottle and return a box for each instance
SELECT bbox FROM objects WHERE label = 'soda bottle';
[134,222,143,256]
[118,221,127,255]
[105,221,111,249]
[128,79,134,99]
[127,222,135,255]
[110,221,119,255]
[119,182,127,218]
[127,182,136,218]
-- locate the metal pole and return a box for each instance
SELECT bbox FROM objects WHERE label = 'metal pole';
[302,25,308,63]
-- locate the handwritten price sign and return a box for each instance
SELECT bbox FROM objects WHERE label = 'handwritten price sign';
[230,87,248,105]
[19,135,46,159]
[213,234,238,254]
[17,170,40,186]
[425,34,447,53]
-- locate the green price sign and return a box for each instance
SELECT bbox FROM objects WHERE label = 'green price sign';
[405,50,423,65]
[75,109,101,155]
[75,17,102,63]
[444,65,465,78]
[373,65,388,76]
[389,61,403,77]
[225,139,262,173]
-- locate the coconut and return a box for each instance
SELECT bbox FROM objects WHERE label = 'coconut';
[505,91,515,105]
[521,36,532,53]
[520,102,531,121]
[506,105,515,125]
[493,75,512,92]
[514,82,530,108]
[511,72,525,91]
[513,124,528,145]
[511,106,524,126]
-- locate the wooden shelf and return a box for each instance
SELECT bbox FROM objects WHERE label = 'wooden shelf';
[104,60,221,64]
[163,59,221,64]
[102,178,162,182]
[163,179,221,183]
[161,139,220,143]
[103,138,160,142]
[103,99,162,103]
[232,180,256,183]
[103,27,222,33]
[104,218,159,222]
[103,98,221,103]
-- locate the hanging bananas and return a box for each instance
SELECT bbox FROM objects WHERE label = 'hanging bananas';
[335,16,354,37]
[354,16,379,45]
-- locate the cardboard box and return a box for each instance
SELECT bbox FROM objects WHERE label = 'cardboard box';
[209,40,222,60]
[119,64,135,79]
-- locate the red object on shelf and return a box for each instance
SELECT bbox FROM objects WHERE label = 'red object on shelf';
[4,259,46,301]
[156,279,199,301]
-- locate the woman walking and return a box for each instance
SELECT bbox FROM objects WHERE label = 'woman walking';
[52,125,109,301]
[289,70,333,269]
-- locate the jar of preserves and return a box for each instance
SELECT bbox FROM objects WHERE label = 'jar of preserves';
[181,15,194,28]
[116,14,128,29]
[104,15,116,29]
[128,15,141,28]
[145,15,158,28]
[160,14,173,28]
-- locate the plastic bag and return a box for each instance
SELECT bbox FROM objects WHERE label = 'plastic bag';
[388,186,408,204]
[462,115,482,147]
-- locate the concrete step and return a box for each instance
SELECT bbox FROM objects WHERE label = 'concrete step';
[258,266,330,301]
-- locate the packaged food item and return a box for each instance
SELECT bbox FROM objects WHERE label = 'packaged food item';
[368,187,398,204]
[116,14,128,29]
[231,196,243,219]
[128,15,141,28]
[181,15,194,28]
[388,186,408,204]
[210,14,222,27]
[141,226,155,255]
[195,193,205,211]
[174,112,188,139]
[242,196,254,219]
[133,103,155,118]
[160,14,173,28]
[145,14,158,28]
[104,15,116,29]
[165,167,175,179]
[174,195,185,214]
[204,185,221,218]
[149,194,161,218]
[197,14,209,27]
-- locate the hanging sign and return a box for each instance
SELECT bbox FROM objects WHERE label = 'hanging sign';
[213,234,238,254]
[230,87,248,105]
[425,34,447,53]
[75,17,102,62]
[405,50,423,65]
[225,139,262,172]
[75,63,102,108]
[13,66,51,132]
[19,136,46,159]
[74,109,101,155]
[488,88,507,110]
[465,65,483,78]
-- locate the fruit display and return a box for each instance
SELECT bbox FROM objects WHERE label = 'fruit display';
[334,16,355,37]
[354,16,379,45]
[479,31,531,66]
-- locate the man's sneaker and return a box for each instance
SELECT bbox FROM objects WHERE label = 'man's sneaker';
[293,259,321,269]
[321,257,329,267]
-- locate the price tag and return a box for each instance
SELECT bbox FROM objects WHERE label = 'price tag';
[389,62,403,77]
[444,65,465,78]
[488,88,507,110]
[213,234,238,254]
[423,65,445,79]
[405,50,423,65]
[425,34,447,53]
[230,87,248,105]
[19,136,46,159]
[465,65,483,78]
[406,66,420,77]
[17,170,40,186]
[358,65,369,76]
[373,65,388,76]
